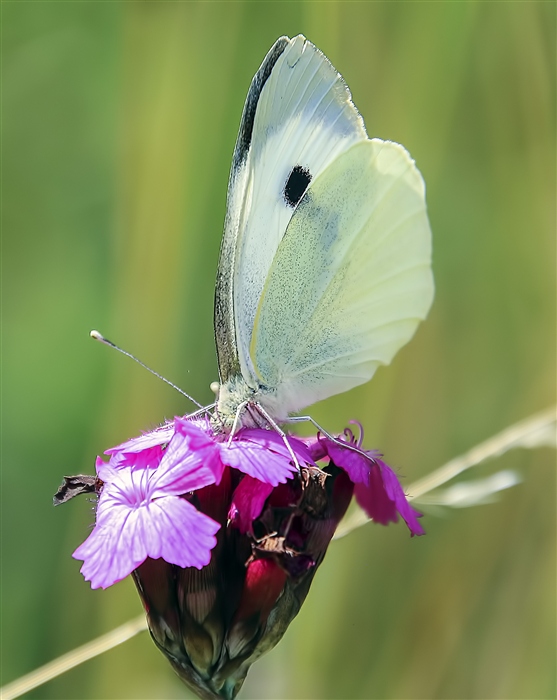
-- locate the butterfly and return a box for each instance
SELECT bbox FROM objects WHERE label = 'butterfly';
[212,34,433,435]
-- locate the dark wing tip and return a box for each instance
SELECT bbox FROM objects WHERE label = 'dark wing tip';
[232,37,292,169]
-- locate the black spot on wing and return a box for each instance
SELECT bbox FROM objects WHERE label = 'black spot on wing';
[232,37,290,170]
[284,165,312,207]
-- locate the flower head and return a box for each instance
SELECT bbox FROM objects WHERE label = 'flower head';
[72,417,314,589]
[59,414,423,698]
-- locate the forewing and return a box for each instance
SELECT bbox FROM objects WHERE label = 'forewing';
[250,138,434,414]
[214,35,367,384]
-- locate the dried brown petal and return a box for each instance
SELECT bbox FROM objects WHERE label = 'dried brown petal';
[53,475,102,506]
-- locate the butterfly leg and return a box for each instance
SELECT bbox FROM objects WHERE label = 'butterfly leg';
[286,415,373,461]
[252,402,302,472]
[227,400,250,447]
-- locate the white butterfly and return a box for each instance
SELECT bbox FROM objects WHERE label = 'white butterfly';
[213,35,433,434]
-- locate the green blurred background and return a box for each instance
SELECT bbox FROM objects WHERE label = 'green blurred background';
[2,2,555,699]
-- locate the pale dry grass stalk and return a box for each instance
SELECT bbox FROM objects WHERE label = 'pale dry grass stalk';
[0,616,147,700]
[334,405,556,539]
[1,405,555,699]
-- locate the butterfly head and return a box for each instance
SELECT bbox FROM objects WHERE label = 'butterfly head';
[211,375,287,435]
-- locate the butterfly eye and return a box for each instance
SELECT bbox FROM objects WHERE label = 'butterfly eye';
[284,165,312,207]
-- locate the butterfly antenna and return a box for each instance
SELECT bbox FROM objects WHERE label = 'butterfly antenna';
[90,330,204,410]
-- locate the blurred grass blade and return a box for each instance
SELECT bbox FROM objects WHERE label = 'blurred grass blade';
[0,616,148,700]
[415,469,522,508]
[408,405,556,499]
[335,405,556,539]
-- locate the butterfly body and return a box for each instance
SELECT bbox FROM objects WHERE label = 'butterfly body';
[213,35,433,435]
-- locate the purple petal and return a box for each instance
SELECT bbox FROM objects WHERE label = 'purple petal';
[73,495,220,589]
[378,461,425,536]
[239,429,315,465]
[219,441,295,486]
[317,434,425,537]
[106,423,175,455]
[218,429,311,486]
[118,446,165,470]
[304,435,328,462]
[354,460,425,536]
[354,465,398,525]
[141,497,220,569]
[73,502,147,589]
[321,438,373,486]
[93,468,149,518]
[151,417,223,496]
[229,476,274,534]
[94,455,118,483]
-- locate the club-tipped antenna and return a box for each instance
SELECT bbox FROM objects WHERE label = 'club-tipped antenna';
[90,330,204,409]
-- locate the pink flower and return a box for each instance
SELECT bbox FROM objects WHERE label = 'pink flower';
[60,414,423,696]
[72,416,314,589]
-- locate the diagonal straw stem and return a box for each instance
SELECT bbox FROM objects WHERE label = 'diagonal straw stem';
[334,405,556,539]
[406,405,556,499]
[0,615,148,700]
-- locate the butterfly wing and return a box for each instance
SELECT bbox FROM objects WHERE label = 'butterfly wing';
[250,138,434,414]
[214,35,367,385]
